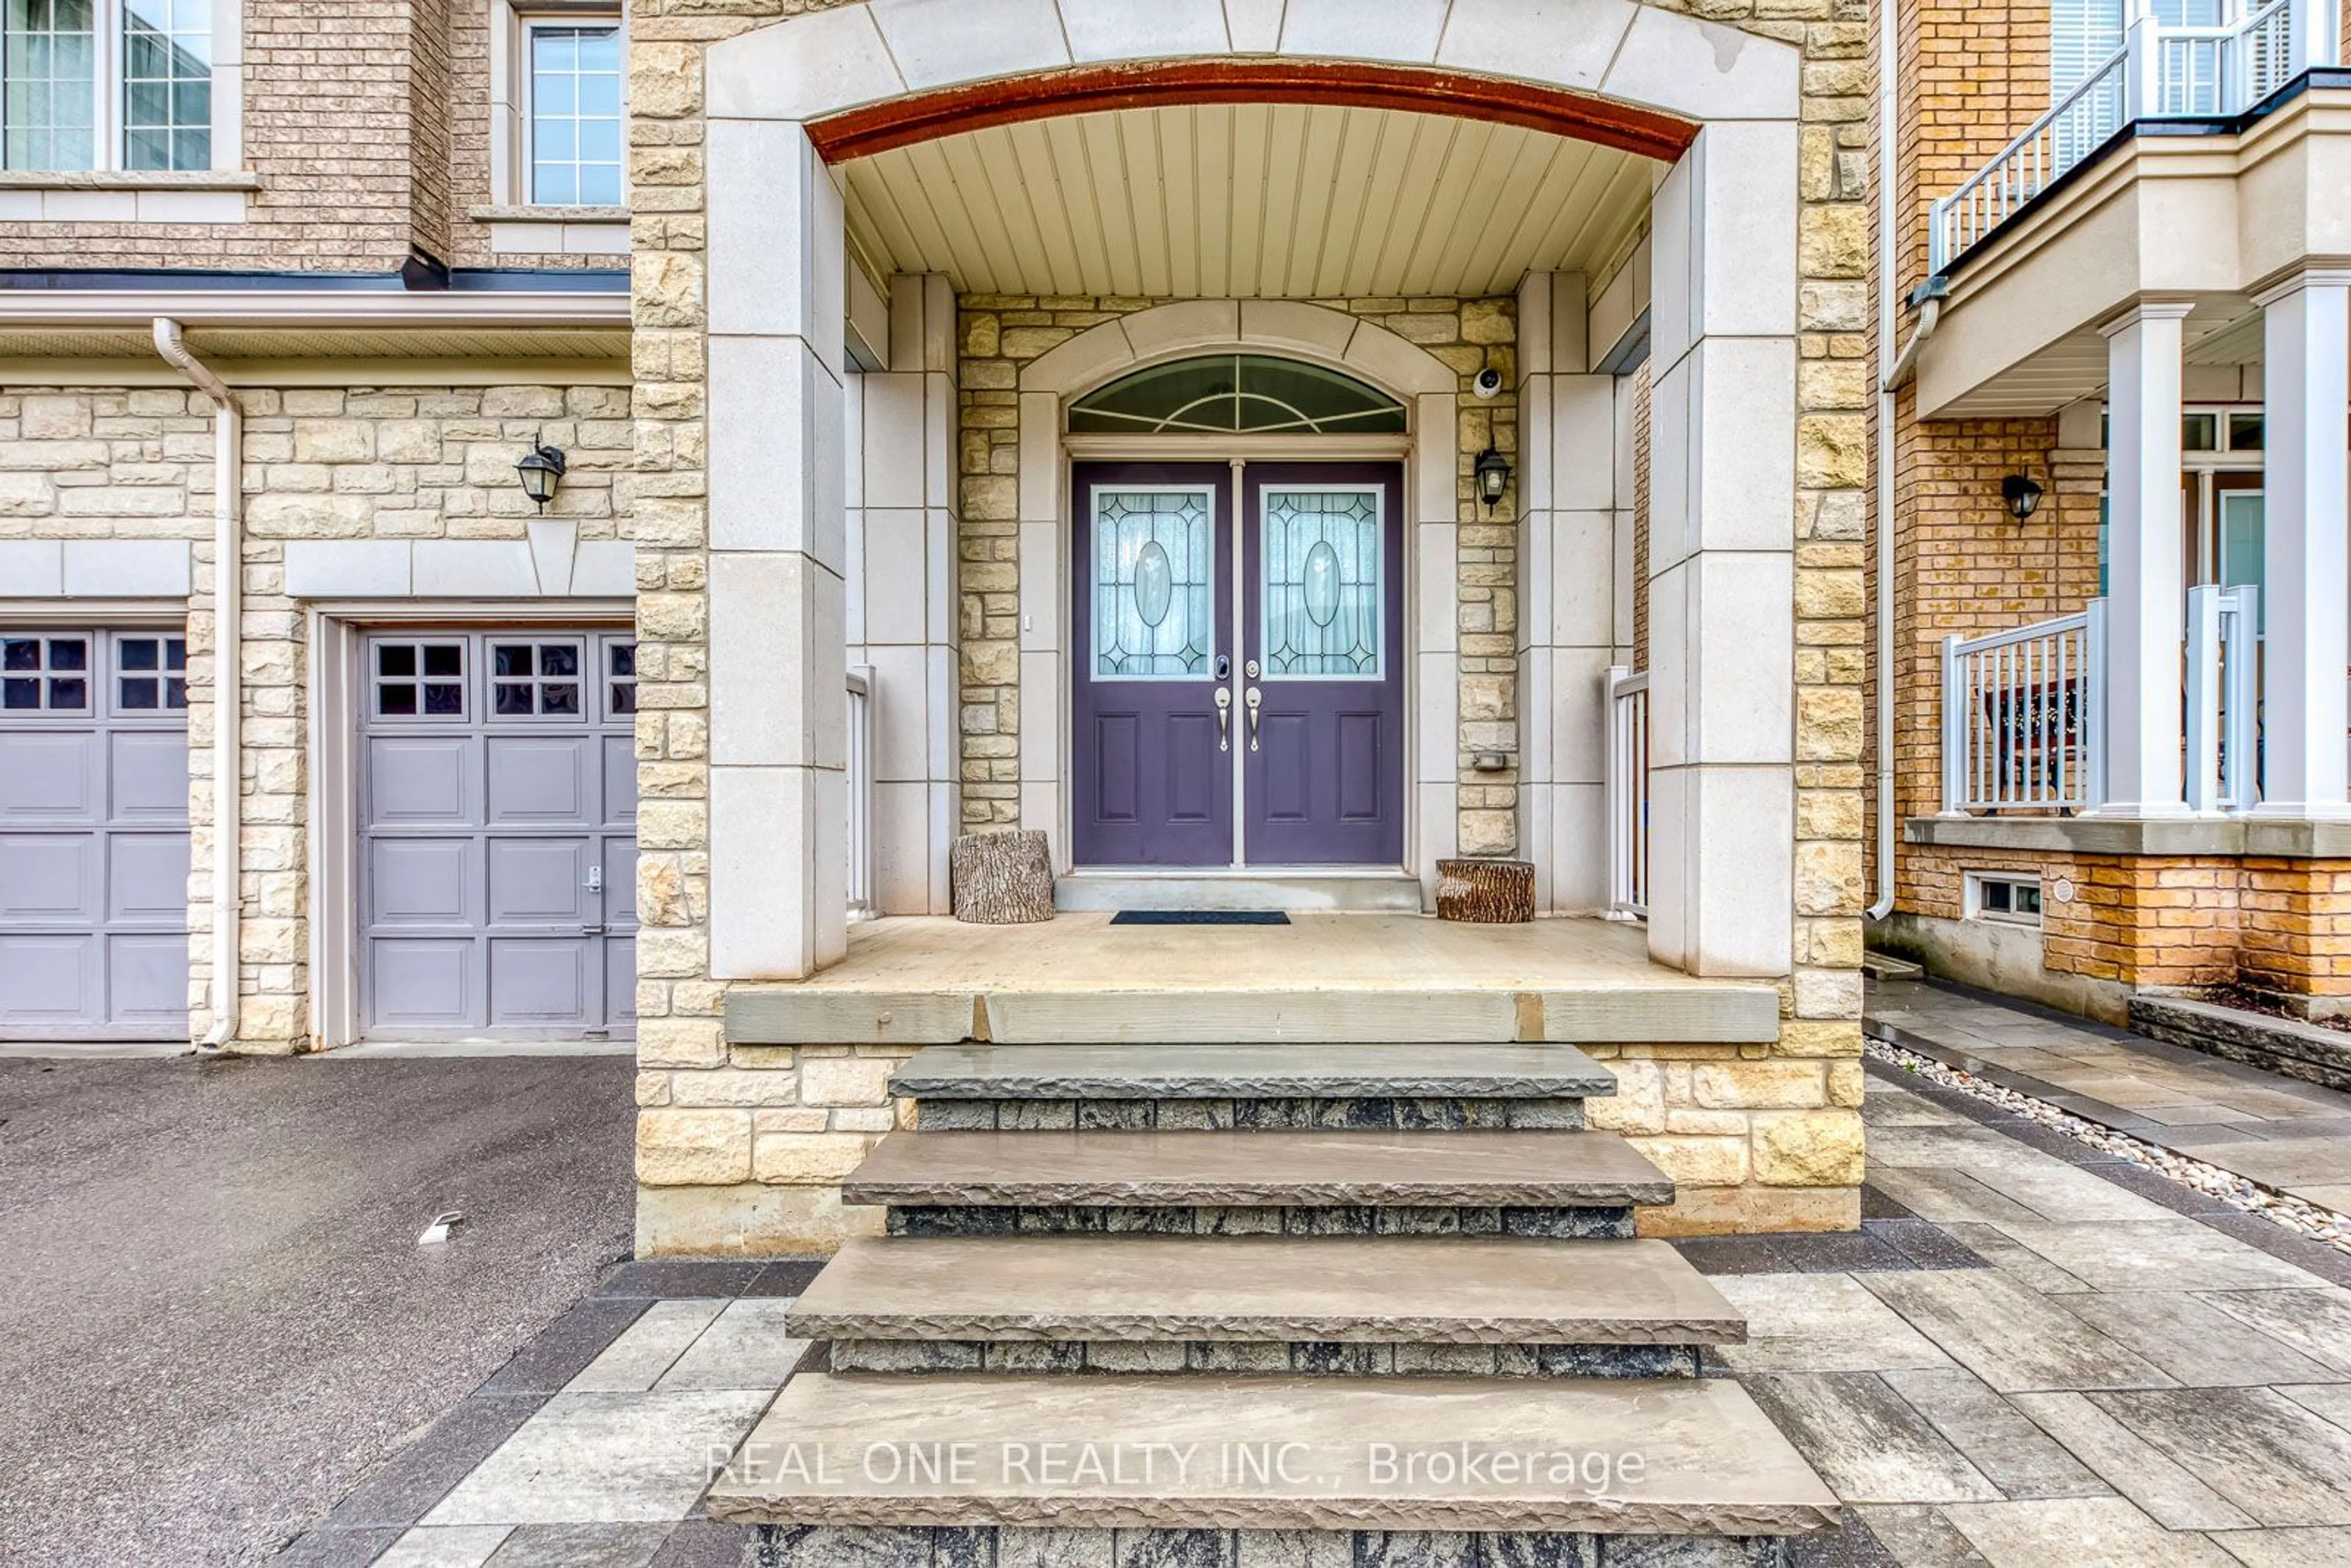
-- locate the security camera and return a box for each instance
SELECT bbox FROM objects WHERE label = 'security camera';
[1471,367,1504,400]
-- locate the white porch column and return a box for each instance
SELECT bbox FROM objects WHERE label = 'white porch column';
[857,274,962,910]
[1517,271,1617,913]
[2096,302,2193,817]
[2255,271,2351,818]
[1643,122,1799,977]
[707,121,850,977]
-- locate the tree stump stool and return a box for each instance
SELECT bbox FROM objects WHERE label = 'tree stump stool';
[1434,858,1535,923]
[950,830,1056,925]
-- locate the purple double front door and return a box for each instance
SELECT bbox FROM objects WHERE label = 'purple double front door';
[1071,460,1405,869]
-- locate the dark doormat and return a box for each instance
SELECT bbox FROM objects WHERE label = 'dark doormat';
[1109,910,1291,926]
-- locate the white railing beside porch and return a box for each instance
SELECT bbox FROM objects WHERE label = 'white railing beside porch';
[2185,583,2260,811]
[847,665,877,921]
[1929,0,2333,271]
[1941,605,2106,813]
[1606,667,1651,918]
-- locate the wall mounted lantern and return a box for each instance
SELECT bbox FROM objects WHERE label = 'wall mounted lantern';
[2001,473,2044,523]
[516,444,568,511]
[1475,448,1512,509]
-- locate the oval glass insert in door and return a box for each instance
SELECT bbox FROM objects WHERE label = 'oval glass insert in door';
[1262,488,1383,677]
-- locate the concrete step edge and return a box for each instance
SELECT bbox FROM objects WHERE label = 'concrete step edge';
[844,1128,1676,1210]
[888,1041,1620,1102]
[707,1371,1840,1537]
[789,1233,1746,1346]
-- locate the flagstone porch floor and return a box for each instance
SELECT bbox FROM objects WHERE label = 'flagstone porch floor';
[805,915,1733,994]
[727,914,1785,1047]
[280,1059,2351,1567]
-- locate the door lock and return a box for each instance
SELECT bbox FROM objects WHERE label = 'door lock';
[1244,686,1262,751]
[1245,658,1261,680]
[586,865,603,894]
[1213,686,1232,752]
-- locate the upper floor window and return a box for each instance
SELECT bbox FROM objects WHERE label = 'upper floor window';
[525,15,620,206]
[2,0,212,173]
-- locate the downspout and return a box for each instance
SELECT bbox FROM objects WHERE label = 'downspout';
[154,318,241,1052]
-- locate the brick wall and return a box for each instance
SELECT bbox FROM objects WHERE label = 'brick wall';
[950,293,1521,853]
[0,0,609,274]
[1883,0,2351,1010]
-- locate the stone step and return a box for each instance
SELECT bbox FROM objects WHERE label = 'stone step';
[705,1371,1840,1539]
[792,1234,1744,1349]
[844,1129,1676,1212]
[890,1041,1622,1103]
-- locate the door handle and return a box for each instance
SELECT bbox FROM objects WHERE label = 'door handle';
[1244,686,1261,752]
[1214,686,1232,752]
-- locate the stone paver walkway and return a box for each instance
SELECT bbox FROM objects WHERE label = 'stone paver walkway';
[1774,1063,2351,1564]
[274,1261,819,1567]
[1869,978,2351,1218]
[280,1049,2351,1567]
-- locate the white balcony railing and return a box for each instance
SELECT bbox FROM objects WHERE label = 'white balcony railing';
[2185,584,2260,811]
[846,664,877,921]
[1929,0,2333,271]
[1605,666,1650,918]
[1941,606,2106,814]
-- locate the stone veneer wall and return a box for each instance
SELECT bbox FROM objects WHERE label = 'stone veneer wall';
[626,0,1874,1249]
[950,293,1520,853]
[0,383,633,1051]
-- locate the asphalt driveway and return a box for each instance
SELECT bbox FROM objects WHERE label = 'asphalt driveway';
[0,1051,635,1566]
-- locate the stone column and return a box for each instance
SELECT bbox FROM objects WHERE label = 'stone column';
[1517,271,1618,912]
[2094,302,2192,817]
[857,274,962,910]
[706,121,849,977]
[2255,271,2351,819]
[1643,123,1800,977]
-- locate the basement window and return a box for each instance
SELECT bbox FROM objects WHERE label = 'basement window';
[1967,873,2044,926]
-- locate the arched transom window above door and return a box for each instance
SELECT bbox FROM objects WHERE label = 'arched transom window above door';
[1068,355,1407,436]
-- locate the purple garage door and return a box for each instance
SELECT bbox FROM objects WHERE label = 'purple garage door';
[0,629,192,1041]
[360,629,637,1041]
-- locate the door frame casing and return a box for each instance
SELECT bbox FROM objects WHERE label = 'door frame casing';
[307,599,632,1050]
[1013,312,1459,904]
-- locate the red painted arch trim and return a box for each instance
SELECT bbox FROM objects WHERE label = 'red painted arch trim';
[806,60,1698,165]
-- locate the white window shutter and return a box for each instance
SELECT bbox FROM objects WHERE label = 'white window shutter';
[2052,0,2128,96]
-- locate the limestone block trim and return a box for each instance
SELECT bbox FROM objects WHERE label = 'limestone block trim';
[0,539,192,598]
[281,529,635,600]
[704,0,1800,130]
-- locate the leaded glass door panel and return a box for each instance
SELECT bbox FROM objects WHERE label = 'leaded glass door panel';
[1242,463,1406,866]
[1070,463,1235,866]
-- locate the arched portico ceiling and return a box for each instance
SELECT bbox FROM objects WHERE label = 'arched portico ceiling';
[839,102,1657,300]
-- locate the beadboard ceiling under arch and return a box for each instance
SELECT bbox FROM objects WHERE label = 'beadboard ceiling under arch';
[838,101,1658,301]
